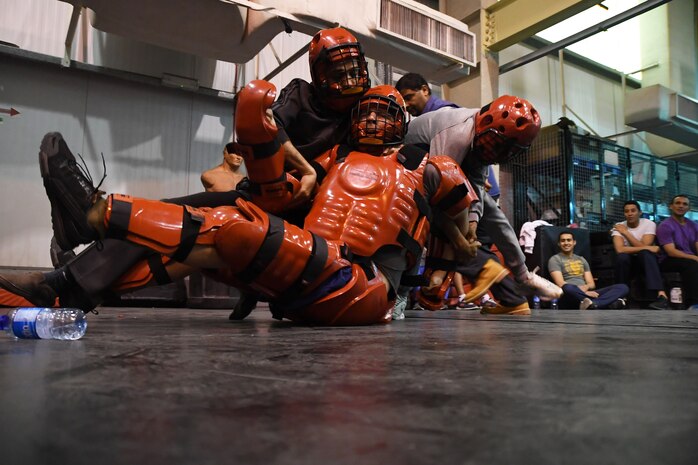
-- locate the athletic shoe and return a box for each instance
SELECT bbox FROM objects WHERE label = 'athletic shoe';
[457,301,481,311]
[480,301,530,315]
[579,297,596,310]
[609,298,627,310]
[40,132,105,250]
[0,271,57,307]
[463,259,510,304]
[648,296,669,310]
[392,293,407,320]
[518,271,563,300]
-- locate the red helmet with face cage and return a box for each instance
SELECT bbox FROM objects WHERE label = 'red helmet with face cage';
[308,27,370,112]
[350,85,408,147]
[474,95,541,163]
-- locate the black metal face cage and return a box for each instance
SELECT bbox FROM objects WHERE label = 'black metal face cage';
[474,128,529,164]
[313,45,370,96]
[350,95,406,147]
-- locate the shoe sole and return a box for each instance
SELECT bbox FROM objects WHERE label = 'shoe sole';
[480,306,531,315]
[0,273,57,307]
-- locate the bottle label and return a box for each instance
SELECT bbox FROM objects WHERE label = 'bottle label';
[670,287,682,304]
[11,308,42,339]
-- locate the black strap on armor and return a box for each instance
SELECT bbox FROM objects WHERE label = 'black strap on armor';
[309,160,327,186]
[250,139,281,159]
[340,247,376,281]
[398,144,427,170]
[413,190,432,223]
[335,144,353,163]
[236,214,285,283]
[425,256,459,271]
[283,233,330,297]
[300,233,329,285]
[106,198,132,241]
[172,210,203,262]
[147,254,172,285]
[437,183,470,213]
[397,229,423,262]
[400,274,429,287]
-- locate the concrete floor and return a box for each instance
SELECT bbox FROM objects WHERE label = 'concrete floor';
[2,306,698,465]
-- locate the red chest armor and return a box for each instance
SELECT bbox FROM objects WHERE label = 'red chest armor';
[305,148,429,258]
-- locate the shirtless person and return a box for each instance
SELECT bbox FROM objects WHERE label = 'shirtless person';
[200,143,245,192]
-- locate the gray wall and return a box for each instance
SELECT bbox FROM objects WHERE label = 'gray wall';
[0,56,235,267]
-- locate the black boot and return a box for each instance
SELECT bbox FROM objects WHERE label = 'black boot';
[39,132,104,250]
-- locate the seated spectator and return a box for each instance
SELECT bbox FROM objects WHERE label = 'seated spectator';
[611,200,668,309]
[548,231,629,309]
[656,194,698,311]
[200,143,245,192]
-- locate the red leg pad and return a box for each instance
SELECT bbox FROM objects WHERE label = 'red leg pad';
[214,200,346,298]
[104,194,240,255]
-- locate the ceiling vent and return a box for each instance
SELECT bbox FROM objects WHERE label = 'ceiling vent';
[377,0,476,67]
[625,85,698,149]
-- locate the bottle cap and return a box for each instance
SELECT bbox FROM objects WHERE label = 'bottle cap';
[0,314,8,331]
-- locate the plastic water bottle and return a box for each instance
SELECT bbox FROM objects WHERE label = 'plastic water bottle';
[550,299,559,310]
[532,295,541,309]
[0,308,87,340]
[670,287,683,310]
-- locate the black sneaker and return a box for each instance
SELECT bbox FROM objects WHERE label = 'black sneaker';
[39,132,105,250]
[609,298,627,310]
[648,296,669,310]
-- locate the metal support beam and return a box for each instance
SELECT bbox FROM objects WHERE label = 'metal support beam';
[262,44,309,82]
[483,0,599,51]
[62,5,82,67]
[499,0,672,74]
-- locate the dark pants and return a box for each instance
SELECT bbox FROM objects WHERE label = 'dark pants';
[615,251,664,291]
[659,257,698,306]
[456,248,527,307]
[559,283,629,309]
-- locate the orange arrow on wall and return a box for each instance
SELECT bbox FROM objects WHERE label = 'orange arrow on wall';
[0,107,20,116]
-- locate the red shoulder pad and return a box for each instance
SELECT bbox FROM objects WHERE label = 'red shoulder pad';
[427,155,479,217]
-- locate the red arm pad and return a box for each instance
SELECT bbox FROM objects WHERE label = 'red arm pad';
[233,80,297,212]
[427,155,479,217]
[235,80,278,144]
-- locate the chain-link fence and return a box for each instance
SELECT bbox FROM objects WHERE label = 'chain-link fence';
[501,122,698,234]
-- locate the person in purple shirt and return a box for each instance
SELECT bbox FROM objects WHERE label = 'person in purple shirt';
[396,72,459,116]
[656,194,698,310]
